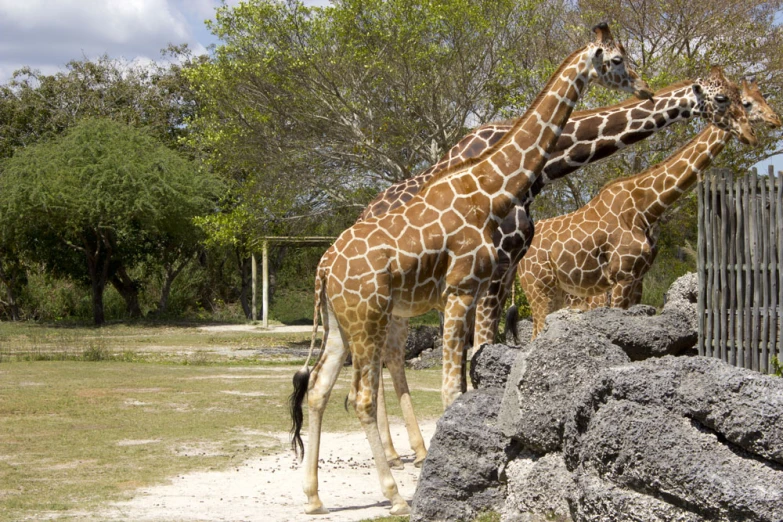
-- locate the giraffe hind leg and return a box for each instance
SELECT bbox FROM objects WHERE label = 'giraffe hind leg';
[302,303,348,515]
[350,337,410,515]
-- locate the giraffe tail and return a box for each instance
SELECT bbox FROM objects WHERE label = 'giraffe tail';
[505,304,520,344]
[289,267,329,460]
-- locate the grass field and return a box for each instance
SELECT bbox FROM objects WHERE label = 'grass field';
[0,322,444,521]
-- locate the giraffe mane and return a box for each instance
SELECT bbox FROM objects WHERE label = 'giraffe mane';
[481,80,695,130]
[417,44,591,195]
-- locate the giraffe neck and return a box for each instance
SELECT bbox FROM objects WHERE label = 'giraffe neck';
[470,47,595,225]
[537,83,699,188]
[610,125,729,224]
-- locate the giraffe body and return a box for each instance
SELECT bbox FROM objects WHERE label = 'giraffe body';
[519,68,763,339]
[560,77,782,314]
[290,24,651,515]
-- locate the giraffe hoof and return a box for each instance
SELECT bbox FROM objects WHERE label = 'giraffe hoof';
[388,458,404,470]
[304,503,329,515]
[390,502,411,516]
[413,455,426,468]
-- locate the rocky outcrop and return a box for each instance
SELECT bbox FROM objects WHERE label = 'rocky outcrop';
[502,452,575,522]
[498,318,630,452]
[413,274,783,522]
[406,325,439,359]
[470,343,525,390]
[410,389,521,522]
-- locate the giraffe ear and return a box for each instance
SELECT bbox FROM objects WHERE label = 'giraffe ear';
[592,22,613,43]
[709,65,727,82]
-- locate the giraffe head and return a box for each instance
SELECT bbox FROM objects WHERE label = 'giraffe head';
[692,66,757,146]
[588,23,653,100]
[742,77,781,129]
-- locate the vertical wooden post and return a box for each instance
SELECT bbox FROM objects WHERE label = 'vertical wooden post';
[697,174,707,356]
[727,174,737,365]
[262,240,269,329]
[251,254,257,321]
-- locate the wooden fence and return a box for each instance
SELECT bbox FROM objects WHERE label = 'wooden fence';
[697,166,782,373]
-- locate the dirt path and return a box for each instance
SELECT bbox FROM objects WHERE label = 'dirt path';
[98,421,437,522]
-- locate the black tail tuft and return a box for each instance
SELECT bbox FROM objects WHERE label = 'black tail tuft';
[505,305,519,344]
[289,368,310,460]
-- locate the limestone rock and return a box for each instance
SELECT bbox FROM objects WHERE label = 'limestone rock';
[497,319,630,452]
[502,452,574,522]
[470,343,524,390]
[410,389,521,522]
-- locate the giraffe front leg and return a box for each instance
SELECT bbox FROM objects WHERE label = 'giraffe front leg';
[610,277,637,309]
[351,339,410,515]
[385,316,427,467]
[442,293,476,408]
[474,207,534,347]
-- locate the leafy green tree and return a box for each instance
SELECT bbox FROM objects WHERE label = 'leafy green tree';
[0,118,222,325]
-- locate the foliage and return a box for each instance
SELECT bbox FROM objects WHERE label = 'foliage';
[0,118,222,324]
[772,356,783,377]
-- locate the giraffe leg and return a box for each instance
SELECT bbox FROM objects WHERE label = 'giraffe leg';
[441,293,476,407]
[385,316,427,467]
[376,370,404,469]
[610,278,636,309]
[350,334,410,515]
[302,304,349,515]
[475,206,535,347]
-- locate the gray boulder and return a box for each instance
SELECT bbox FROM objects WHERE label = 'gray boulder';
[406,325,439,359]
[470,343,525,390]
[504,318,535,346]
[498,318,630,452]
[502,452,575,522]
[410,388,521,522]
[569,469,706,522]
[567,399,783,521]
[407,338,442,370]
[578,304,697,360]
[662,272,699,332]
[566,356,783,466]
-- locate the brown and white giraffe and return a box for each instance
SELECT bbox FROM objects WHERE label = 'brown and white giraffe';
[289,24,651,516]
[554,76,782,313]
[517,67,760,339]
[361,73,765,467]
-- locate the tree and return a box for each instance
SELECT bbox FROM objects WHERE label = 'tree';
[0,118,222,325]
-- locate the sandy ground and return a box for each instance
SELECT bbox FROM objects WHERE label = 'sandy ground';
[98,420,437,522]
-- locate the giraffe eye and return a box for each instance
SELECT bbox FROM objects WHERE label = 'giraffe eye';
[714,94,729,103]
[611,56,623,65]
[743,101,753,109]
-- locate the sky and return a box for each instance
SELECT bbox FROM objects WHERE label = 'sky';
[0,0,780,173]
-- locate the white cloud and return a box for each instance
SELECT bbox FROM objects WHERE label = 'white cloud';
[0,0,201,82]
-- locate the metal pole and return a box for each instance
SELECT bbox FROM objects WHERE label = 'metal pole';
[251,254,257,321]
[262,240,269,328]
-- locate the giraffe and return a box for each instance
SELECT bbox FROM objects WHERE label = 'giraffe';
[553,76,782,314]
[516,67,760,340]
[363,73,764,467]
[289,23,651,516]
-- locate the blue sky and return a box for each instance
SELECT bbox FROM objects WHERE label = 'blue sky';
[0,0,779,173]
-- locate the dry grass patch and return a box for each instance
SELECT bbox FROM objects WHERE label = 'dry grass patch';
[0,335,442,521]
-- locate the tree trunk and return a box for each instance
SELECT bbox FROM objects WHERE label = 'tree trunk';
[110,265,142,318]
[91,275,106,326]
[157,256,192,315]
[0,262,21,321]
[237,251,252,319]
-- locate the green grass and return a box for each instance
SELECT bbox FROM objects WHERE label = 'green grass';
[0,323,444,521]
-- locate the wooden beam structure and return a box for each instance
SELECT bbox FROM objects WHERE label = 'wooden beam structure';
[249,236,336,328]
